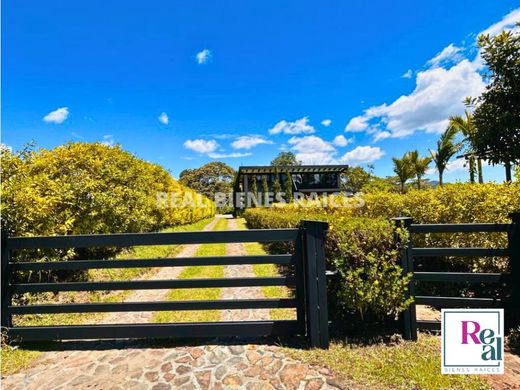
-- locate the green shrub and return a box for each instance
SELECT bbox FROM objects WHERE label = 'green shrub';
[0,142,215,274]
[244,208,412,321]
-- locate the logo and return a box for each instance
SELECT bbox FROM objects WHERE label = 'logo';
[441,309,504,374]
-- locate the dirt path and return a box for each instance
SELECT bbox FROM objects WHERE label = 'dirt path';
[2,216,342,390]
[102,217,220,324]
[220,217,271,322]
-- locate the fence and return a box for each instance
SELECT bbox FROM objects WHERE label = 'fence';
[1,220,330,348]
[394,212,520,341]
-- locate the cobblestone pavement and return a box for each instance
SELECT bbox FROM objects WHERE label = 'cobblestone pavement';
[2,216,345,390]
[220,218,271,322]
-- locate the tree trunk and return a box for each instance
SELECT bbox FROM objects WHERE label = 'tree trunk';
[416,175,421,190]
[401,181,405,194]
[469,157,476,183]
[438,170,443,186]
[477,159,484,184]
[505,161,512,182]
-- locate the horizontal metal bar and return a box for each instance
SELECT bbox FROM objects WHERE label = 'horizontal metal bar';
[6,229,299,250]
[12,276,296,293]
[417,320,441,331]
[410,223,510,233]
[411,248,509,257]
[7,320,300,341]
[414,272,504,283]
[415,296,501,307]
[9,298,298,315]
[10,254,294,271]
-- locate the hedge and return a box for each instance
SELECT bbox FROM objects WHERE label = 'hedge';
[244,208,412,322]
[1,142,215,269]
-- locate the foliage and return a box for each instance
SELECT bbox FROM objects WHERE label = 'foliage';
[450,110,482,183]
[284,170,293,202]
[341,166,372,193]
[179,161,235,202]
[361,176,397,193]
[392,153,414,193]
[408,150,432,189]
[272,167,282,200]
[243,209,412,321]
[0,142,214,264]
[270,151,301,166]
[429,125,462,186]
[473,26,520,170]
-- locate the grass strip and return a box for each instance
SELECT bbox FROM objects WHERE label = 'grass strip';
[235,218,295,320]
[153,217,228,323]
[284,334,489,390]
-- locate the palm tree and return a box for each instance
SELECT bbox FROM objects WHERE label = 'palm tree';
[392,153,414,193]
[449,111,483,184]
[408,150,432,189]
[429,126,461,186]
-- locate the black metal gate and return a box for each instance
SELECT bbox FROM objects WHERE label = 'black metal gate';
[1,220,329,348]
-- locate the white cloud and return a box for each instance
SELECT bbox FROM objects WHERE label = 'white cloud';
[402,69,413,79]
[343,9,520,141]
[268,117,315,135]
[1,143,12,153]
[208,152,252,158]
[332,135,352,147]
[321,119,332,127]
[196,49,211,64]
[158,112,169,125]
[345,115,369,132]
[43,107,69,124]
[288,135,337,164]
[231,136,273,150]
[478,8,520,37]
[183,139,218,154]
[339,146,384,166]
[372,131,391,142]
[345,59,486,138]
[426,44,464,68]
[101,134,115,146]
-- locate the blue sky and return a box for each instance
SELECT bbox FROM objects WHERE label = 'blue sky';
[2,1,519,181]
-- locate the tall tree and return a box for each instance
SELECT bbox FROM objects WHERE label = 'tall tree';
[429,125,461,186]
[179,161,235,200]
[341,166,372,193]
[261,175,269,206]
[284,170,293,202]
[449,110,483,183]
[272,167,282,202]
[270,151,301,167]
[408,150,432,190]
[472,26,520,181]
[249,175,258,207]
[392,153,414,193]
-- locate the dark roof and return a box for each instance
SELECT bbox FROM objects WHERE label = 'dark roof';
[236,165,349,175]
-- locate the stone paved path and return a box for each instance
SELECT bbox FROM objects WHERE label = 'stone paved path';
[2,216,344,390]
[220,218,271,322]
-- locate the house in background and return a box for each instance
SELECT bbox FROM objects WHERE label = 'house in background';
[233,165,349,215]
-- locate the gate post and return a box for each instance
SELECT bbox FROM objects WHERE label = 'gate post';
[301,220,329,349]
[392,217,417,341]
[509,212,520,323]
[1,228,12,334]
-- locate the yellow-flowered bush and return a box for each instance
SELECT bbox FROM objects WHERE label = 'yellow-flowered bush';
[1,142,214,238]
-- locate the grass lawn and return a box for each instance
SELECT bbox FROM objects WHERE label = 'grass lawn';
[1,217,216,376]
[153,217,228,323]
[285,334,489,390]
[235,218,295,320]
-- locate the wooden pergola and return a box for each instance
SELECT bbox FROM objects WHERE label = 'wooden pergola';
[233,164,349,214]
